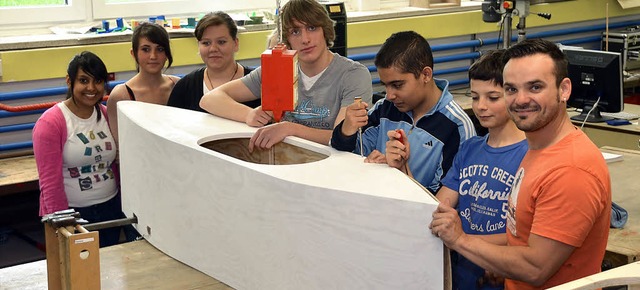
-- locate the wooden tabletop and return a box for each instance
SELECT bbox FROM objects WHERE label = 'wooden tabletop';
[0,155,38,196]
[0,239,232,290]
[600,146,640,267]
[568,104,640,135]
[451,88,473,112]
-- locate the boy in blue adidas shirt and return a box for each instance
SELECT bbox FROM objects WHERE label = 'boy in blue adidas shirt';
[436,50,528,290]
[331,31,475,193]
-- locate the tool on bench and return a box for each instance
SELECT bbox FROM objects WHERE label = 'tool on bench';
[83,215,138,231]
[355,96,364,157]
[42,209,100,290]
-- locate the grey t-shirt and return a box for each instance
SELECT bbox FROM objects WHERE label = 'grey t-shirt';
[242,53,372,130]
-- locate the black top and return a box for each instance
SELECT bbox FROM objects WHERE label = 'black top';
[167,65,260,112]
[125,76,176,101]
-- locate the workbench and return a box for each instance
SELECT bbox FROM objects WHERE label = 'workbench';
[0,155,38,197]
[0,239,231,289]
[601,146,640,268]
[569,104,640,151]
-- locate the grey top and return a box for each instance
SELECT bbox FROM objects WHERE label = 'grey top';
[242,53,373,130]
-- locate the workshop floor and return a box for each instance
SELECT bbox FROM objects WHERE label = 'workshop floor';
[0,190,45,269]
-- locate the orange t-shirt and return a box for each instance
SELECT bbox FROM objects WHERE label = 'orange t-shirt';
[505,129,611,290]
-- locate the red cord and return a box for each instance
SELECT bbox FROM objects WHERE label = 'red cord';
[0,96,109,112]
[0,102,59,112]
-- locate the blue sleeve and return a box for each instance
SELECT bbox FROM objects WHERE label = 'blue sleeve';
[331,121,358,152]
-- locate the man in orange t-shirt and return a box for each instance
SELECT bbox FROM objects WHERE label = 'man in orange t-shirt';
[430,38,611,289]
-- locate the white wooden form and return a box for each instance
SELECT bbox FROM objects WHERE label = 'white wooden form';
[117,101,443,290]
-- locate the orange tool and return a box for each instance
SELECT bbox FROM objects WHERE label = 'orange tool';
[395,129,405,145]
[261,43,298,122]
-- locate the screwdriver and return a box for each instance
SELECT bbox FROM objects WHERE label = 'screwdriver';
[354,97,364,157]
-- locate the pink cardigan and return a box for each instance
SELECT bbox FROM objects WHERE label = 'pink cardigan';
[33,104,113,216]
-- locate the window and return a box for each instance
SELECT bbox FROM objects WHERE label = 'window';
[92,0,276,20]
[0,0,66,6]
[380,0,409,9]
[0,0,276,29]
[0,1,86,25]
[1,0,479,32]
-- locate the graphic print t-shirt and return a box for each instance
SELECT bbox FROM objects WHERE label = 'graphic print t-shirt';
[60,103,117,207]
[442,135,528,234]
[440,135,527,290]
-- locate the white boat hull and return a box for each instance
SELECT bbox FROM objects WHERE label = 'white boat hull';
[117,101,444,289]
